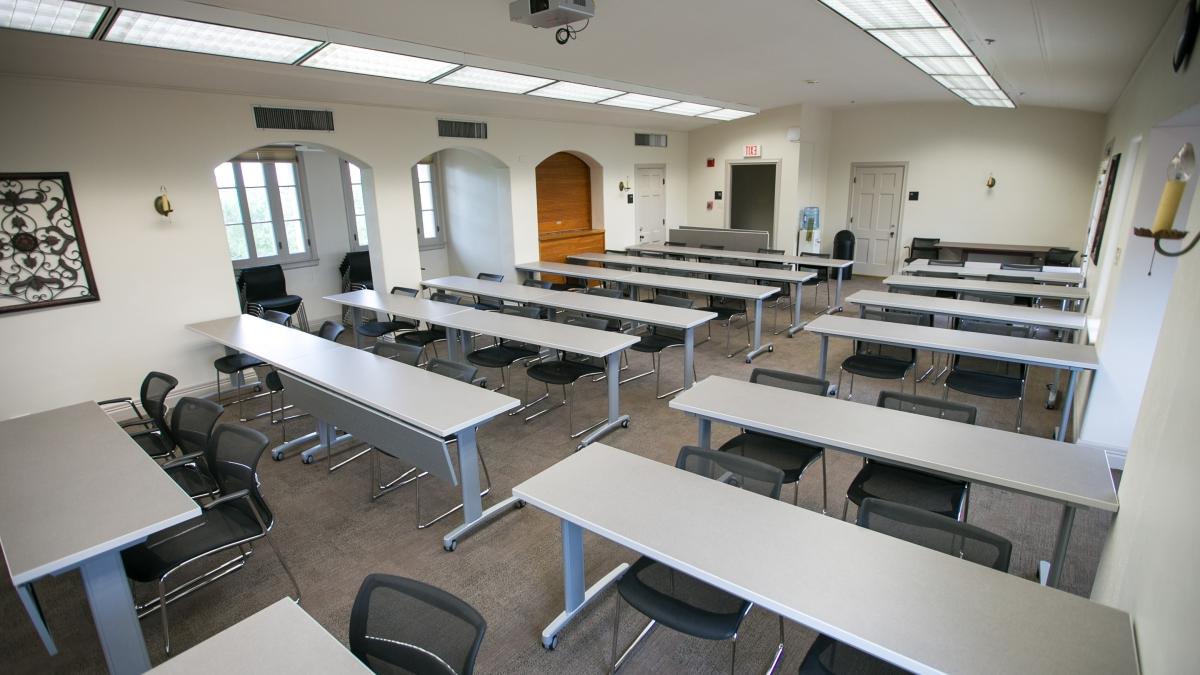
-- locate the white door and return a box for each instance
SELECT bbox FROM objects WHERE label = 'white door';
[635,167,666,243]
[847,164,905,276]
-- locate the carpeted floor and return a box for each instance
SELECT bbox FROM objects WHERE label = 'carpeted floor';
[0,275,1116,674]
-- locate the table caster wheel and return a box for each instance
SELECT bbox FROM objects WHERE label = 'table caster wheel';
[302,455,313,465]
[543,635,559,651]
[768,345,774,352]
[443,540,457,552]
[515,500,526,509]
[271,452,283,461]
[621,419,630,428]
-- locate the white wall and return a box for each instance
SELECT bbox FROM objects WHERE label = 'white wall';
[825,103,1104,268]
[0,75,687,419]
[439,148,516,281]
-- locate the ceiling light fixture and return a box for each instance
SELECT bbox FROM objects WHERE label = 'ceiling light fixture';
[599,93,680,110]
[654,102,720,116]
[0,0,107,38]
[932,74,999,90]
[103,10,321,64]
[818,0,945,29]
[699,108,756,121]
[905,56,987,76]
[868,27,971,57]
[433,66,554,94]
[300,43,459,82]
[527,81,625,103]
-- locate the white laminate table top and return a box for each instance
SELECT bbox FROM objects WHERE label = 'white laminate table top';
[0,402,200,585]
[421,276,558,304]
[439,309,638,358]
[513,444,1135,675]
[883,275,1090,301]
[517,260,635,282]
[519,261,779,298]
[568,252,816,284]
[804,314,1098,370]
[147,599,369,674]
[324,290,475,322]
[628,243,854,269]
[848,290,1087,331]
[903,259,1083,284]
[671,376,1117,510]
[187,315,343,362]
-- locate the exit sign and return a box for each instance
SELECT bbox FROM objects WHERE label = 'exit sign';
[743,144,762,158]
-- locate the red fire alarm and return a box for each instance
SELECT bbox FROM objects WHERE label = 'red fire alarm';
[706,201,714,210]
[706,158,716,168]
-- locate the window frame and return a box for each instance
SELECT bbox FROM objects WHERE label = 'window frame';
[217,156,318,270]
[340,159,370,252]
[411,158,446,250]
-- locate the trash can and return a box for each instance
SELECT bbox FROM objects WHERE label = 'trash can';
[834,230,855,280]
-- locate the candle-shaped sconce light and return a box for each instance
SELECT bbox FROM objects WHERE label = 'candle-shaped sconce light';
[1135,143,1199,258]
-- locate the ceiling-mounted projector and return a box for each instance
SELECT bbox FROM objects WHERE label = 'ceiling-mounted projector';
[510,0,595,28]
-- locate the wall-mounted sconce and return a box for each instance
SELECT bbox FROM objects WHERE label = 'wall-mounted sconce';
[1133,142,1196,257]
[985,174,996,189]
[618,180,628,192]
[153,186,173,217]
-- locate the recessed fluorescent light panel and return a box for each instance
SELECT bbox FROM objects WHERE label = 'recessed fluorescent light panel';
[654,102,720,116]
[868,27,970,57]
[906,56,987,76]
[301,43,458,82]
[528,81,624,103]
[434,66,553,94]
[104,10,321,64]
[819,0,945,29]
[0,0,107,38]
[600,93,680,110]
[700,108,756,121]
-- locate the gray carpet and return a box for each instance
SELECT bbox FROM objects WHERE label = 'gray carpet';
[0,275,1115,674]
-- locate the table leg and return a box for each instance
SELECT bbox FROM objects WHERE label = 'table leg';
[830,266,846,314]
[298,421,360,465]
[16,583,56,656]
[1056,370,1080,442]
[80,550,151,675]
[746,298,774,363]
[578,352,630,449]
[540,520,628,649]
[351,307,364,348]
[1045,505,1077,588]
[698,417,712,450]
[445,327,465,363]
[818,335,829,382]
[786,282,806,337]
[683,327,696,388]
[441,425,528,551]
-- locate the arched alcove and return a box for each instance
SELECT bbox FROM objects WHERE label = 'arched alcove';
[534,150,606,283]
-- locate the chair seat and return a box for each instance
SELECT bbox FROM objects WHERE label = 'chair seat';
[630,333,684,354]
[846,461,967,518]
[264,370,283,392]
[356,319,418,337]
[396,329,446,347]
[165,464,219,498]
[799,634,907,675]
[841,354,912,379]
[467,343,539,368]
[252,295,303,314]
[122,501,262,583]
[526,359,604,385]
[945,370,1023,399]
[133,431,173,458]
[617,556,749,641]
[214,353,264,374]
[699,304,745,320]
[718,432,822,483]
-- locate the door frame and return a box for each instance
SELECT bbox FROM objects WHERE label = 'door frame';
[634,163,667,243]
[846,161,909,274]
[725,159,782,238]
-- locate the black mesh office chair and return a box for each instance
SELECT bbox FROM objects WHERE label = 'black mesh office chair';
[100,371,176,433]
[350,574,486,675]
[624,295,697,399]
[1044,248,1077,266]
[838,309,929,399]
[373,341,423,366]
[926,259,964,267]
[355,287,420,346]
[612,446,784,673]
[213,310,289,422]
[339,251,373,291]
[117,372,178,460]
[472,272,506,311]
[260,319,344,442]
[718,368,830,512]
[662,240,688,260]
[158,397,225,499]
[905,237,941,263]
[986,273,1036,307]
[842,391,976,522]
[698,289,751,358]
[944,319,1030,432]
[397,292,466,364]
[523,317,611,438]
[696,243,725,263]
[799,252,832,311]
[122,425,300,655]
[755,249,793,335]
[1000,263,1043,272]
[799,498,1012,675]
[467,305,542,392]
[238,264,308,330]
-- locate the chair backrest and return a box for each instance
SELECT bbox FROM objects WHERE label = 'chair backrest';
[757,248,785,254]
[169,396,224,458]
[427,359,479,384]
[908,237,941,262]
[699,244,725,250]
[501,304,542,320]
[208,424,272,525]
[374,341,423,366]
[430,291,466,305]
[523,278,553,289]
[913,270,962,279]
[952,319,1029,377]
[675,446,784,499]
[857,498,1012,571]
[749,368,828,397]
[927,259,965,267]
[391,286,419,297]
[911,237,940,248]
[876,390,976,424]
[999,263,1043,272]
[341,251,373,285]
[565,316,609,331]
[262,310,291,325]
[799,252,830,280]
[647,294,694,339]
[585,286,622,299]
[350,574,487,675]
[238,265,288,302]
[986,274,1037,285]
[140,371,179,433]
[476,272,504,282]
[318,321,346,342]
[959,290,1017,306]
[663,241,686,247]
[856,308,928,362]
[1044,248,1077,266]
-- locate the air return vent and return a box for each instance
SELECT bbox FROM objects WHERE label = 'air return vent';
[634,133,667,147]
[438,119,488,139]
[253,106,335,131]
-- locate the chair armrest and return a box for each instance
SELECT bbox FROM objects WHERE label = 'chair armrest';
[161,452,205,470]
[98,397,146,422]
[202,489,251,510]
[128,428,158,439]
[97,396,131,405]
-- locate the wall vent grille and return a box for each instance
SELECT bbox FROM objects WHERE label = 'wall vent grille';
[438,119,488,139]
[634,133,668,147]
[253,106,335,131]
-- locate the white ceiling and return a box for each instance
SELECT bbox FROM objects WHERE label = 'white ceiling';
[0,0,1179,128]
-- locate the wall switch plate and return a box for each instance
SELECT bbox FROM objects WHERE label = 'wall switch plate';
[714,191,723,200]
[908,191,919,201]
[627,194,634,204]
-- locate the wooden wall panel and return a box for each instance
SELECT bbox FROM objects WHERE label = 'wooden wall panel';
[536,152,592,236]
[537,230,605,285]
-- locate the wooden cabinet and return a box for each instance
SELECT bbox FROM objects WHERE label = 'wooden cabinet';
[538,230,605,285]
[536,151,601,284]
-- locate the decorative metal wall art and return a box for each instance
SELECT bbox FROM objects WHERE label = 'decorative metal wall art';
[0,173,100,315]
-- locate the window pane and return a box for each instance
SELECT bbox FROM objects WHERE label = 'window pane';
[279,186,301,221]
[416,163,431,182]
[347,162,361,184]
[251,221,277,257]
[240,162,266,188]
[214,162,236,188]
[421,210,437,238]
[419,182,434,210]
[274,162,296,187]
[245,187,272,223]
[284,220,306,254]
[225,225,249,260]
[355,215,369,245]
[351,184,365,215]
[218,188,243,225]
